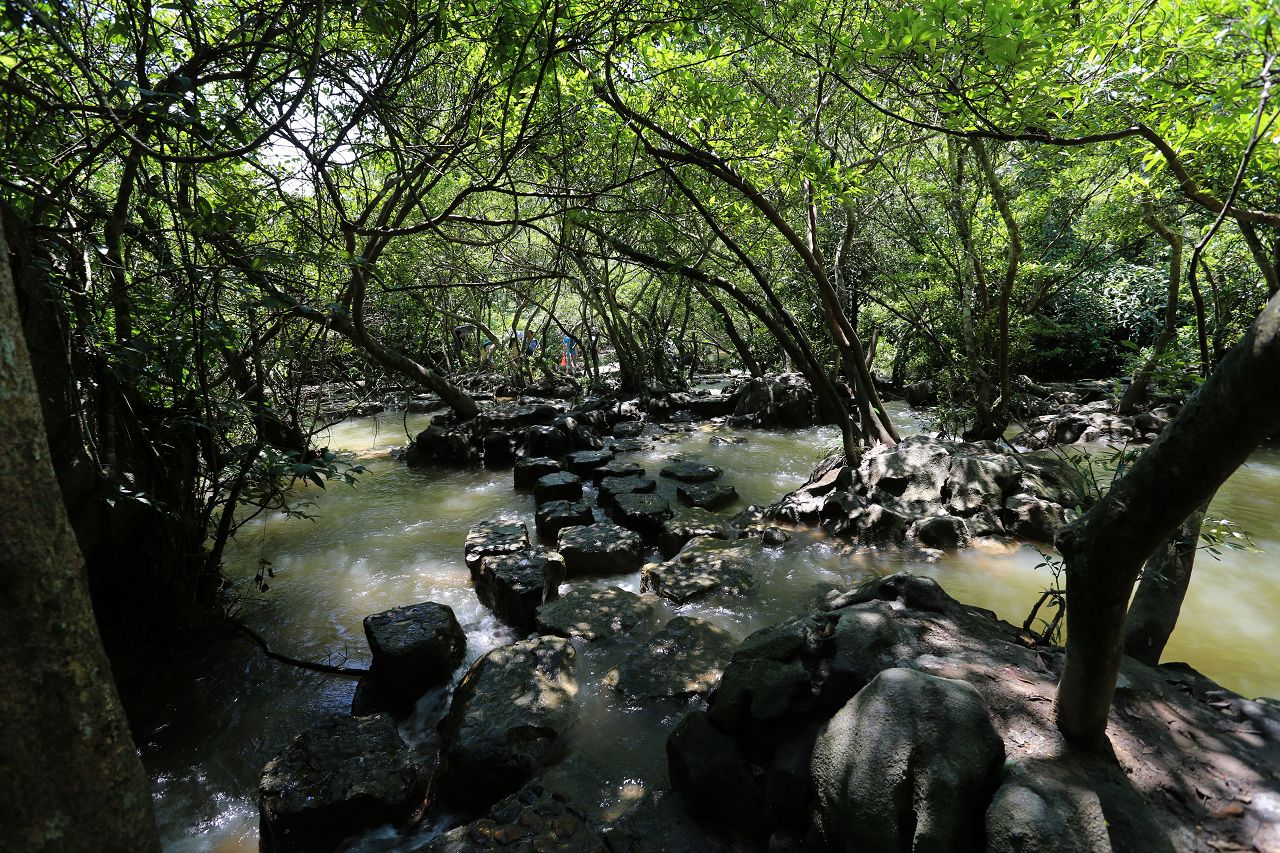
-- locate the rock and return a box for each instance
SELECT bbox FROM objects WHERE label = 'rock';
[613,420,645,438]
[557,522,644,576]
[641,536,754,604]
[439,637,579,807]
[535,499,594,542]
[563,449,615,479]
[912,515,971,550]
[482,431,517,468]
[658,509,731,558]
[1002,494,1067,542]
[810,667,1004,853]
[709,434,747,446]
[732,373,818,427]
[824,600,926,707]
[823,572,961,615]
[677,482,740,511]
[514,457,561,490]
[607,437,646,453]
[524,424,569,459]
[903,379,937,407]
[666,711,769,838]
[854,503,909,546]
[553,415,605,452]
[596,459,646,479]
[985,762,1111,853]
[660,459,723,482]
[535,585,654,641]
[476,548,566,632]
[611,492,675,538]
[465,520,530,574]
[687,394,735,419]
[405,424,477,467]
[598,475,657,507]
[613,616,736,699]
[533,471,583,505]
[259,714,423,853]
[362,602,466,701]
[707,615,826,736]
[761,526,790,547]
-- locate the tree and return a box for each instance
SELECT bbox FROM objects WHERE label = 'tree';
[0,229,160,849]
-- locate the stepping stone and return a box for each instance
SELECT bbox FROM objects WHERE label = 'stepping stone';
[524,424,569,459]
[611,492,674,539]
[661,459,723,483]
[607,438,646,453]
[564,449,615,479]
[658,509,731,558]
[465,520,530,574]
[514,457,561,490]
[610,616,736,699]
[535,499,594,541]
[642,536,755,604]
[536,585,654,641]
[534,471,582,505]
[476,548,566,632]
[362,602,466,701]
[597,459,645,479]
[613,421,645,438]
[557,522,644,577]
[598,475,656,507]
[677,482,740,511]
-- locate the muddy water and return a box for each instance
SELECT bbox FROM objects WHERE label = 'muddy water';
[135,405,1280,851]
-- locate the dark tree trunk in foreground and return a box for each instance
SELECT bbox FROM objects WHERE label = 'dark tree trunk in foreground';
[0,230,160,849]
[1123,501,1209,666]
[1056,290,1280,750]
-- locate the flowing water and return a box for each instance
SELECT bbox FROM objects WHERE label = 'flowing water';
[130,402,1280,851]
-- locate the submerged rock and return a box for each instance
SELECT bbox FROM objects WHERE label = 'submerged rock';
[535,585,654,641]
[362,602,466,701]
[557,522,644,577]
[439,637,579,808]
[810,667,1005,853]
[259,714,423,853]
[613,616,736,700]
[641,536,754,604]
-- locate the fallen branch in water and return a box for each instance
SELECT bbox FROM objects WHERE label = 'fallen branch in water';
[236,624,369,677]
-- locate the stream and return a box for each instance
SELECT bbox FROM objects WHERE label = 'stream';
[129,402,1280,851]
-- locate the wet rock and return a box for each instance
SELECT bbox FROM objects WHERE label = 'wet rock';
[641,536,754,604]
[524,424,569,460]
[439,637,579,808]
[363,602,466,701]
[613,616,736,699]
[259,714,423,853]
[477,548,567,632]
[482,402,561,431]
[660,459,723,483]
[912,514,971,550]
[557,522,644,577]
[465,520,530,574]
[1002,494,1067,543]
[607,437,646,453]
[597,475,656,507]
[514,457,561,490]
[613,420,645,438]
[554,415,605,452]
[483,431,517,468]
[709,434,747,446]
[810,667,1004,853]
[667,711,769,838]
[564,449,616,479]
[611,492,675,539]
[676,482,739,511]
[687,394,735,419]
[853,503,909,546]
[658,509,731,558]
[535,499,594,542]
[761,526,790,547]
[405,424,478,467]
[535,585,654,641]
[706,615,826,736]
[823,572,961,616]
[534,471,583,505]
[596,459,646,480]
[985,762,1111,853]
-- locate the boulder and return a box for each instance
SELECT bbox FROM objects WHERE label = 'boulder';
[557,522,645,577]
[810,667,1005,853]
[1002,494,1067,543]
[596,459,646,479]
[259,714,423,853]
[658,509,731,558]
[613,420,645,438]
[666,711,769,838]
[676,482,739,511]
[362,602,466,701]
[482,431,517,468]
[706,615,826,736]
[464,520,530,574]
[660,459,723,483]
[535,499,594,542]
[514,457,561,490]
[535,585,654,641]
[731,373,818,427]
[597,475,657,507]
[613,616,736,699]
[523,424,569,459]
[553,415,605,452]
[911,515,971,550]
[439,637,579,808]
[533,471,582,505]
[563,449,615,479]
[641,536,755,604]
[985,762,1111,853]
[476,548,566,632]
[687,394,735,419]
[761,526,790,547]
[853,503,909,546]
[404,424,477,467]
[611,492,675,539]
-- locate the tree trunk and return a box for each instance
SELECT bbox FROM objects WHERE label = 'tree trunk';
[1119,203,1184,414]
[1055,289,1280,750]
[1123,501,1209,666]
[0,229,161,850]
